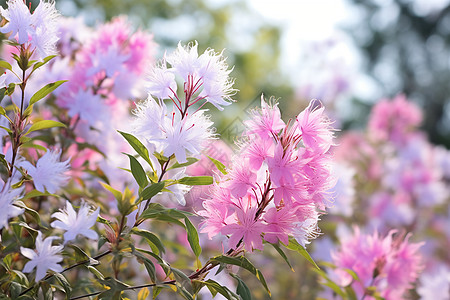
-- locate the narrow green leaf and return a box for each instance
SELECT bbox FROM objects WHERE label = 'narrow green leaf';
[26,120,66,134]
[184,217,202,257]
[13,200,42,226]
[268,242,294,272]
[207,155,228,175]
[178,176,213,186]
[230,274,251,300]
[0,60,12,71]
[285,238,320,270]
[118,131,153,168]
[138,287,150,300]
[131,228,165,254]
[87,266,105,280]
[168,157,199,170]
[29,80,67,105]
[99,182,122,202]
[211,256,270,296]
[31,55,57,73]
[199,279,239,300]
[124,153,149,188]
[0,106,6,116]
[134,251,157,283]
[344,285,358,300]
[140,181,165,200]
[54,273,72,297]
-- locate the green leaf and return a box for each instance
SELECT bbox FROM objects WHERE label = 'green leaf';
[0,60,12,71]
[30,55,57,73]
[0,106,6,116]
[211,256,270,296]
[13,200,43,226]
[87,266,105,280]
[53,273,72,297]
[135,248,170,275]
[198,279,239,300]
[284,238,320,270]
[312,268,346,298]
[138,287,150,300]
[131,228,165,255]
[344,285,358,300]
[168,157,199,170]
[207,155,228,175]
[26,120,66,134]
[152,286,162,300]
[184,217,202,258]
[29,80,67,105]
[140,181,165,200]
[5,82,15,96]
[230,274,252,300]
[21,141,48,151]
[100,182,122,202]
[138,203,193,227]
[134,251,157,283]
[268,242,294,272]
[125,153,149,188]
[118,131,153,168]
[177,176,213,186]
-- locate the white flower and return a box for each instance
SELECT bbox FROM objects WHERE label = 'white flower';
[0,0,60,58]
[0,0,33,44]
[146,62,177,99]
[51,201,100,243]
[29,0,59,58]
[166,42,200,81]
[21,150,70,193]
[0,181,24,229]
[132,96,170,153]
[21,232,63,282]
[163,110,215,163]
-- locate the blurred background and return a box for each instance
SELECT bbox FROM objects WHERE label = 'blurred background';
[35,0,450,148]
[1,0,449,145]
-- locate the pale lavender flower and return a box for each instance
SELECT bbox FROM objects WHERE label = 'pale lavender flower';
[21,150,70,193]
[66,89,107,127]
[0,181,24,229]
[146,61,177,100]
[51,201,99,243]
[417,266,450,300]
[29,0,59,58]
[0,0,32,44]
[21,232,63,282]
[0,0,60,58]
[163,110,215,163]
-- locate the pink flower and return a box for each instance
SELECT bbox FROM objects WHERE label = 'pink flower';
[263,206,298,245]
[225,160,257,198]
[221,205,265,251]
[368,94,422,145]
[330,227,424,299]
[245,96,285,140]
[296,99,334,153]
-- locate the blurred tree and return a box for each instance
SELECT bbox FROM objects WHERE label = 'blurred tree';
[345,0,450,147]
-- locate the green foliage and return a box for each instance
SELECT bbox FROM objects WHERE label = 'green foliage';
[207,155,227,175]
[211,255,271,296]
[118,131,154,169]
[29,80,67,106]
[284,238,320,270]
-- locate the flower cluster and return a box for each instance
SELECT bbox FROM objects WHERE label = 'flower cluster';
[199,98,335,251]
[0,0,59,58]
[131,42,234,167]
[329,227,423,299]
